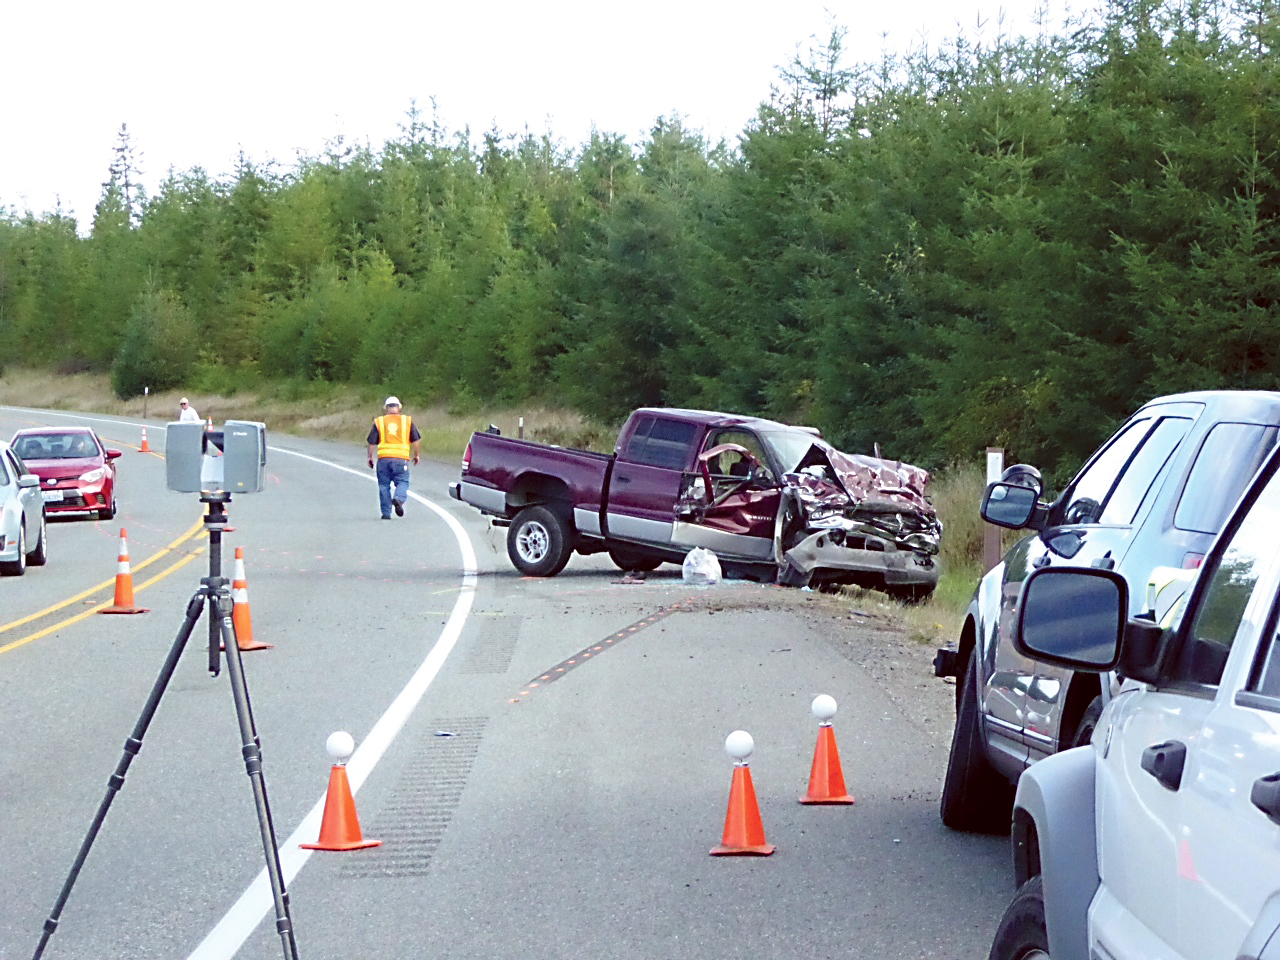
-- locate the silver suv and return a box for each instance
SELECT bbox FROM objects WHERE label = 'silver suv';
[989,438,1280,959]
[935,390,1280,832]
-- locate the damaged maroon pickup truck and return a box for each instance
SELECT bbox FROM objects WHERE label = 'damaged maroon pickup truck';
[447,407,942,598]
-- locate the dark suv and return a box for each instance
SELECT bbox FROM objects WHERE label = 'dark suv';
[934,390,1280,832]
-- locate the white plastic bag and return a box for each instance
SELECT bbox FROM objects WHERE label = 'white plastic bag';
[682,547,721,586]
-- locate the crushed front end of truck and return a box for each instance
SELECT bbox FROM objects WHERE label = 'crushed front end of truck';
[775,445,942,599]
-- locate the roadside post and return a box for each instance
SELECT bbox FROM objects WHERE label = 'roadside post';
[985,447,1005,573]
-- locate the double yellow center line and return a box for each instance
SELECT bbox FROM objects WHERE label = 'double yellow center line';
[0,517,208,656]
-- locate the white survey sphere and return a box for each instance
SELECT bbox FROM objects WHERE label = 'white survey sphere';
[724,730,754,760]
[325,730,355,761]
[811,694,838,722]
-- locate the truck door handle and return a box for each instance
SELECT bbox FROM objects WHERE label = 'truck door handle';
[1251,773,1280,825]
[615,475,632,484]
[1141,740,1187,791]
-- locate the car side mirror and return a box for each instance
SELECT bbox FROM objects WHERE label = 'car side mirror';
[18,474,39,489]
[1014,567,1129,670]
[982,482,1039,529]
[106,449,123,460]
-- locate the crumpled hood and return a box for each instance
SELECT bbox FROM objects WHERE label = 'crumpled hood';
[785,443,936,519]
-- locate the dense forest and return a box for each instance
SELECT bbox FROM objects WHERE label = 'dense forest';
[3,0,1280,480]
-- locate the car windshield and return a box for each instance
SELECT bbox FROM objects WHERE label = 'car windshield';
[757,429,824,474]
[13,434,95,459]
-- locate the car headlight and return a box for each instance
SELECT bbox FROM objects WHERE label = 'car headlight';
[80,467,106,483]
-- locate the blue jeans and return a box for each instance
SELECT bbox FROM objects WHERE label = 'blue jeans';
[376,458,410,517]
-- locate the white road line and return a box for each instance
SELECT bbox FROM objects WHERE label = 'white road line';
[187,449,477,960]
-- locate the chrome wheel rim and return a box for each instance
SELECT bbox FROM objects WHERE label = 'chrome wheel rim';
[516,521,550,563]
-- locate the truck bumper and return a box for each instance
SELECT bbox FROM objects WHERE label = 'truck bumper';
[447,481,461,501]
[781,531,940,589]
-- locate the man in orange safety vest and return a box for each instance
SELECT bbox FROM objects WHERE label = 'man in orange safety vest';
[367,396,421,519]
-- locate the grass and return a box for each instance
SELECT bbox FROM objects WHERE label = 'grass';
[0,368,606,461]
[0,367,996,642]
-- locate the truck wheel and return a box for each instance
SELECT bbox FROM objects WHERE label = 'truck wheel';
[987,876,1049,960]
[508,505,573,577]
[608,548,661,572]
[940,654,1014,833]
[1068,695,1104,748]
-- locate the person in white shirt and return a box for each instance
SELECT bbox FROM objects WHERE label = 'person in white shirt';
[178,397,201,422]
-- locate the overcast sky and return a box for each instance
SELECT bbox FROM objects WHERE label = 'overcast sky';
[2,0,1071,228]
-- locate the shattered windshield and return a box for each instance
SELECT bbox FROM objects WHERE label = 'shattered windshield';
[758,429,824,474]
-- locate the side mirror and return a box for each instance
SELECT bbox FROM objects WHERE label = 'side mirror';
[106,449,123,460]
[18,474,39,489]
[1015,567,1129,670]
[982,481,1039,529]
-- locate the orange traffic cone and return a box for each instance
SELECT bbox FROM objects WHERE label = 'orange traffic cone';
[711,730,775,856]
[230,547,270,651]
[302,732,381,852]
[801,694,854,804]
[139,427,150,453]
[99,528,149,615]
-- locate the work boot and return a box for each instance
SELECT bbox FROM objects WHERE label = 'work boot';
[393,499,404,517]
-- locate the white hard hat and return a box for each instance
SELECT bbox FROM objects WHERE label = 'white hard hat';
[385,396,401,407]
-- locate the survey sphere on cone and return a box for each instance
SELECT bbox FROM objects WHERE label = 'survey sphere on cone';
[811,694,838,722]
[325,731,355,761]
[724,730,754,760]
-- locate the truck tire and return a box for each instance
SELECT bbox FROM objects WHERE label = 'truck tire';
[987,876,1049,960]
[508,505,573,577]
[608,547,662,572]
[1068,695,1104,748]
[940,654,1014,833]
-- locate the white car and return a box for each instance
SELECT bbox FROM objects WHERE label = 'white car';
[0,441,48,575]
[989,441,1280,960]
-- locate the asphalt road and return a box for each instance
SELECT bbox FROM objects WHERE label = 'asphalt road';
[0,408,1010,960]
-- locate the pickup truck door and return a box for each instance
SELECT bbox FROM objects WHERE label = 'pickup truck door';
[1092,459,1280,960]
[604,415,698,545]
[671,428,779,561]
[997,413,1192,762]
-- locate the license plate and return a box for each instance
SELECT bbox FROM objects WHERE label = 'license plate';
[41,490,63,502]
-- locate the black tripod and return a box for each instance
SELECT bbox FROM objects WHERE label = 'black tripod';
[33,493,298,960]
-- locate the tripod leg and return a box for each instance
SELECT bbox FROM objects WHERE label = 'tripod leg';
[216,603,299,960]
[32,592,207,960]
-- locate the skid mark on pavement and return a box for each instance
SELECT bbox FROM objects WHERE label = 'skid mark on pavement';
[513,601,690,699]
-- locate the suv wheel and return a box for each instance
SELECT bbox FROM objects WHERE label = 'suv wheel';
[987,876,1049,960]
[940,654,1014,833]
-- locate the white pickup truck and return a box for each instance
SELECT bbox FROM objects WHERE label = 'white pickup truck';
[989,442,1280,960]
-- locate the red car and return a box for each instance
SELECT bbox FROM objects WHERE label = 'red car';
[10,427,122,520]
